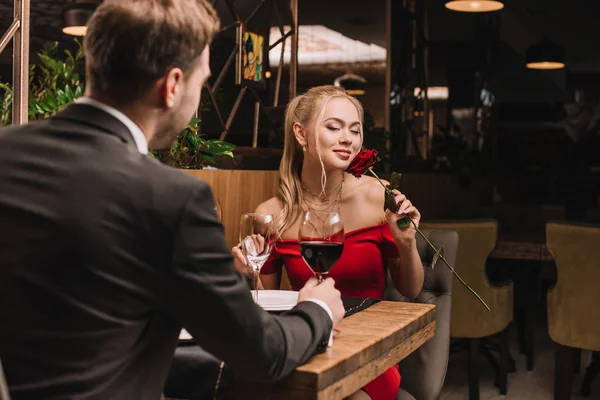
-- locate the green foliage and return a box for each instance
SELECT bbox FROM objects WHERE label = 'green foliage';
[153,87,235,169]
[1,39,234,169]
[0,39,84,126]
[154,117,236,169]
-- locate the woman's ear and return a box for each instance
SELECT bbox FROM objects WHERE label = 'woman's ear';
[292,122,308,149]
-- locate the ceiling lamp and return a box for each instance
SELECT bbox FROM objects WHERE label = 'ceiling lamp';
[526,38,566,70]
[334,72,366,96]
[445,0,504,12]
[62,0,99,36]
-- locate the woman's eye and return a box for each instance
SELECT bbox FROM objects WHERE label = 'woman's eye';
[351,130,361,135]
[327,126,340,131]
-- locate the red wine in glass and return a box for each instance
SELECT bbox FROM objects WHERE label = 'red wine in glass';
[298,211,345,283]
[299,241,344,282]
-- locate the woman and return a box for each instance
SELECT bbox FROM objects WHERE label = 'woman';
[233,85,424,400]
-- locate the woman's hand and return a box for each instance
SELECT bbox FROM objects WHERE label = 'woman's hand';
[231,235,267,290]
[231,244,248,275]
[385,189,421,245]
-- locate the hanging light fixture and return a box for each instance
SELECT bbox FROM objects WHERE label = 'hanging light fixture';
[334,72,367,96]
[526,38,566,70]
[62,0,100,36]
[445,0,504,12]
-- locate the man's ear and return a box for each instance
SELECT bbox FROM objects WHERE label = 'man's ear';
[293,122,308,149]
[161,67,184,109]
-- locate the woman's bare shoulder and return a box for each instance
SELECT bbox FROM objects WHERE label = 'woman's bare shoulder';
[354,175,388,205]
[346,174,387,225]
[255,196,284,215]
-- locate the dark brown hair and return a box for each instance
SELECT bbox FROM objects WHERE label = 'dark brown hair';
[84,0,220,104]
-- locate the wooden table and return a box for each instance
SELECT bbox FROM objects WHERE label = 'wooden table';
[490,240,552,261]
[230,301,436,399]
[489,231,552,262]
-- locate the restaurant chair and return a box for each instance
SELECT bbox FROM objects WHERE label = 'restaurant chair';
[579,351,599,397]
[419,220,513,400]
[384,229,458,400]
[0,359,10,400]
[546,221,600,400]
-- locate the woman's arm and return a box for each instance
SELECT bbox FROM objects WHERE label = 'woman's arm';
[259,270,282,290]
[360,177,424,298]
[387,240,423,299]
[385,189,424,299]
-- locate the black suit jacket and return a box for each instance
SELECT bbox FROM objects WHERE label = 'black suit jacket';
[0,104,331,400]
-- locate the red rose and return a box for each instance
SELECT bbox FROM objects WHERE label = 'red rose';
[346,149,380,178]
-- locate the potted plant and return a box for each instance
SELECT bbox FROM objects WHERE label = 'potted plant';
[0,39,236,170]
[153,117,236,169]
[0,39,84,125]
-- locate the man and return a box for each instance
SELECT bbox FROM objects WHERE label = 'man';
[0,1,344,399]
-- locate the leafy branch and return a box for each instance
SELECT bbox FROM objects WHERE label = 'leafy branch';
[0,38,84,125]
[154,117,236,169]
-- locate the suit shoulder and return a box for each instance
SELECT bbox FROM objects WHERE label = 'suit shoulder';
[0,119,49,138]
[141,158,214,205]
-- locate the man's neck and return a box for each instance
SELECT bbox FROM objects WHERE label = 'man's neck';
[85,91,156,145]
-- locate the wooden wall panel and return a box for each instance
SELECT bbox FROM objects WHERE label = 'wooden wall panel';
[185,170,279,249]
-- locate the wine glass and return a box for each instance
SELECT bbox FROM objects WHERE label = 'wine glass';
[298,211,345,283]
[299,210,344,346]
[239,213,275,303]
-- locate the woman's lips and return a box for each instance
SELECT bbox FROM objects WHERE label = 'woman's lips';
[333,150,351,160]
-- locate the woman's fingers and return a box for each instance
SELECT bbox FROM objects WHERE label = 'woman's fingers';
[231,245,248,275]
[251,234,266,253]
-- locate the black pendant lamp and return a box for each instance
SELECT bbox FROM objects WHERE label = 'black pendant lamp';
[445,0,504,13]
[526,38,566,70]
[62,0,100,36]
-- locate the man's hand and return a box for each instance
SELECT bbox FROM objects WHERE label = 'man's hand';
[298,277,344,327]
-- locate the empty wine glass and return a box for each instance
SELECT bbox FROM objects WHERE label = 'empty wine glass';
[298,211,345,283]
[239,213,275,303]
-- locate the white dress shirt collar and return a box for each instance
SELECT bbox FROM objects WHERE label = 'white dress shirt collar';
[75,97,148,155]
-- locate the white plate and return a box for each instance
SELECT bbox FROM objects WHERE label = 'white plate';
[254,290,299,311]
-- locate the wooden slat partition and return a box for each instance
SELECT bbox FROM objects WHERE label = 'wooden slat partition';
[184,169,279,249]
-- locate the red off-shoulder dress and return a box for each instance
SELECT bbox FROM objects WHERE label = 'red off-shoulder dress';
[260,222,401,400]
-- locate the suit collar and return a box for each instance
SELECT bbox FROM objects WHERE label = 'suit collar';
[52,103,138,150]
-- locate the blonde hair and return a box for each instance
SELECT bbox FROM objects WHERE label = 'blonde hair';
[277,85,364,236]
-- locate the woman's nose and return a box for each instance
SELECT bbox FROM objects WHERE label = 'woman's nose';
[340,131,353,144]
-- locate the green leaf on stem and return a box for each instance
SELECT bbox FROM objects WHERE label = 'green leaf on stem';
[389,172,403,191]
[396,216,411,229]
[431,245,444,269]
[384,190,398,213]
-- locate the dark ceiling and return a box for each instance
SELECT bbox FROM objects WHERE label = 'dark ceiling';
[1,0,599,101]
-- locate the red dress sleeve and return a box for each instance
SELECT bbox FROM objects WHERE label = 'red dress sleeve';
[259,244,282,275]
[380,223,400,260]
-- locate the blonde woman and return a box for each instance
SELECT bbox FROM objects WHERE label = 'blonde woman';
[233,85,424,400]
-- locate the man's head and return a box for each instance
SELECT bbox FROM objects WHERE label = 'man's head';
[83,0,220,149]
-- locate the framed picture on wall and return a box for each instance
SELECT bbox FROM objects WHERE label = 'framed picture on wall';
[236,22,267,89]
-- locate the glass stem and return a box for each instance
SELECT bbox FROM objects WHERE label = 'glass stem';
[254,267,259,303]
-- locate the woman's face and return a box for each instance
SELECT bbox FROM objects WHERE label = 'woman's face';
[308,97,362,171]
